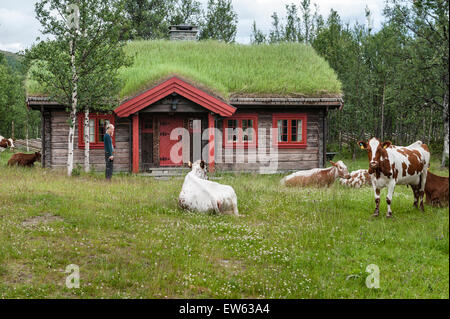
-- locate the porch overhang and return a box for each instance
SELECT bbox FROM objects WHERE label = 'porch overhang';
[114,76,237,118]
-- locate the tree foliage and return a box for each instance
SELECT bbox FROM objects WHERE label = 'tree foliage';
[199,0,238,43]
[0,52,40,140]
[251,0,449,164]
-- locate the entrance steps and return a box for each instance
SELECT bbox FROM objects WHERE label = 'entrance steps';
[140,167,189,177]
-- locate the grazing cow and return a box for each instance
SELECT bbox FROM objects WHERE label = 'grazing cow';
[340,169,371,188]
[8,152,41,167]
[359,138,430,217]
[281,160,351,187]
[0,135,15,150]
[425,171,449,207]
[178,160,239,216]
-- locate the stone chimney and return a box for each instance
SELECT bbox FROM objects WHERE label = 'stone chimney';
[169,25,198,41]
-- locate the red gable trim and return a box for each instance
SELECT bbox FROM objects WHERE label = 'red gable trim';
[114,76,236,117]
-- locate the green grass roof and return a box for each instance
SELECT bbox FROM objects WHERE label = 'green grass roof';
[27,40,342,101]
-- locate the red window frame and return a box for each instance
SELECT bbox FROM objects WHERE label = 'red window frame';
[223,114,258,148]
[78,113,115,149]
[272,113,307,148]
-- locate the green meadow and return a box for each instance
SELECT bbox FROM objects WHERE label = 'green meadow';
[27,40,342,100]
[0,149,448,298]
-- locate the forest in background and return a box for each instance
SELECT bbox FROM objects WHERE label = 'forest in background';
[0,0,448,165]
[251,0,448,165]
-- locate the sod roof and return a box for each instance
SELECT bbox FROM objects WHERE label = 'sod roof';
[27,40,342,102]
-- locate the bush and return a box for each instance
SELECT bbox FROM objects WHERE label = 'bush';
[72,164,82,177]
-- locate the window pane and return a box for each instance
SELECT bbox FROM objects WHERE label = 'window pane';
[297,120,302,142]
[89,119,95,143]
[277,119,288,142]
[242,119,253,142]
[291,119,297,141]
[98,119,109,142]
[227,120,237,142]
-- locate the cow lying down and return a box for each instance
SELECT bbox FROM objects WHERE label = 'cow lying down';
[8,152,41,167]
[425,171,449,207]
[281,160,350,187]
[340,169,371,188]
[0,135,15,152]
[178,160,239,216]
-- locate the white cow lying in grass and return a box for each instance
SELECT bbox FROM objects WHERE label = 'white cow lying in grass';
[178,160,239,216]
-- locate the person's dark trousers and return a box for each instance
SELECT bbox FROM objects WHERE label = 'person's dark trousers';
[105,154,113,180]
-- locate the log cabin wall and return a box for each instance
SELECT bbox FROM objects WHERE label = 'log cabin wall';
[49,111,130,171]
[42,110,52,168]
[214,107,325,172]
[41,106,325,173]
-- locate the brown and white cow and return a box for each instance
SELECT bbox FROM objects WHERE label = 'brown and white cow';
[8,152,41,167]
[0,135,15,150]
[340,169,371,188]
[281,160,351,187]
[359,138,430,217]
[425,171,449,207]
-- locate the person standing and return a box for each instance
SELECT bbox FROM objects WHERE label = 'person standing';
[104,124,115,180]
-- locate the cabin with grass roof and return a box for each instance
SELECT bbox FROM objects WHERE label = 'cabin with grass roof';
[27,26,343,174]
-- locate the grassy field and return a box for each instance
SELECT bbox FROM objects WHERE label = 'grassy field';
[0,149,448,299]
[27,40,342,100]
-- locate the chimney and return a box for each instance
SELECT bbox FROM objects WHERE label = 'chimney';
[169,25,198,41]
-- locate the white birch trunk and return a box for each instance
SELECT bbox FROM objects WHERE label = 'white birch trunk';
[84,108,90,172]
[442,92,449,167]
[67,38,78,176]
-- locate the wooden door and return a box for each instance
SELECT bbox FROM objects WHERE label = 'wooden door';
[159,115,184,166]
[141,116,153,170]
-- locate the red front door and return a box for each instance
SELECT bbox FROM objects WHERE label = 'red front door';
[159,115,184,166]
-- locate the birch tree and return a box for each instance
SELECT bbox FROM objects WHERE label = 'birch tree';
[26,0,131,175]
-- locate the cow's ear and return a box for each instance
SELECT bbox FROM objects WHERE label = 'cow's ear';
[329,160,336,166]
[200,160,205,169]
[382,141,392,149]
[188,161,192,168]
[358,141,367,150]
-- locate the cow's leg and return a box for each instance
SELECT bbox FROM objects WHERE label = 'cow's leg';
[412,185,420,208]
[386,181,396,218]
[373,188,381,217]
[419,172,427,211]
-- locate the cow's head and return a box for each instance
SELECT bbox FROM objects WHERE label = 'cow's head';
[8,138,15,150]
[188,160,208,180]
[359,138,391,173]
[35,152,42,162]
[330,160,350,179]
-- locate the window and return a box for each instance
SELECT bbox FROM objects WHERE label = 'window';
[273,113,307,148]
[142,117,153,133]
[223,114,258,148]
[78,113,115,149]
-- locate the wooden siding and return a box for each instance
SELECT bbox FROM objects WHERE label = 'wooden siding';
[49,111,130,172]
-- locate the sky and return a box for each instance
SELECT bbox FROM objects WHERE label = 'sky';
[0,0,386,53]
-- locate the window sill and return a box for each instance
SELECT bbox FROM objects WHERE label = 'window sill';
[275,143,307,149]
